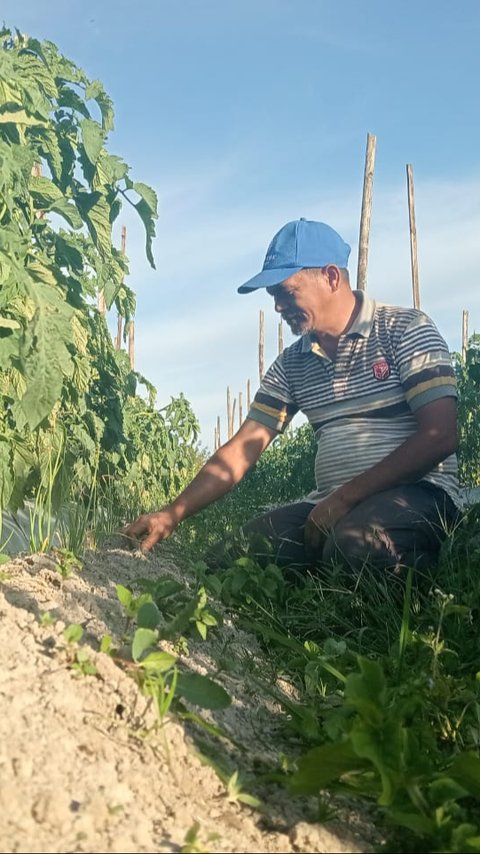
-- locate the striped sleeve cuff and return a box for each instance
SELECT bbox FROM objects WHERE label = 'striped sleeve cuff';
[407,379,457,412]
[247,391,297,433]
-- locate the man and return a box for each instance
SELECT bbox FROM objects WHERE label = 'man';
[124,218,460,571]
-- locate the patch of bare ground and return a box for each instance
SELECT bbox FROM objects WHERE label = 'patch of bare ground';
[0,544,379,853]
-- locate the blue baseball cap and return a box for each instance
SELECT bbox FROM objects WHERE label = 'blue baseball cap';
[237,218,351,294]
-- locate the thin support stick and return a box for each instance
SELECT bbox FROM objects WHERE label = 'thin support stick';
[128,319,135,370]
[462,309,469,363]
[259,310,265,382]
[227,387,232,439]
[406,164,421,309]
[356,133,377,291]
[116,225,127,348]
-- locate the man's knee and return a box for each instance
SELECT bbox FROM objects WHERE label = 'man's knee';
[322,518,438,572]
[322,520,404,571]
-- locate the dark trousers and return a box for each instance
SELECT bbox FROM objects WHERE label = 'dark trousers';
[221,484,459,573]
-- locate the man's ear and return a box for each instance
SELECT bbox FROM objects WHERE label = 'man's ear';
[324,265,342,292]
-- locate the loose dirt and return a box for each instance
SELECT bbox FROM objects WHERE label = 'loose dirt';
[0,543,377,853]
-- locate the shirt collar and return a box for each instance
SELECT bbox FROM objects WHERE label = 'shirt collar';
[301,290,376,354]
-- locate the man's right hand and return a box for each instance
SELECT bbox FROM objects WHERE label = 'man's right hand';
[122,510,177,553]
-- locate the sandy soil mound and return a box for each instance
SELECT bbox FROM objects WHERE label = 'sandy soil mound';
[0,545,374,853]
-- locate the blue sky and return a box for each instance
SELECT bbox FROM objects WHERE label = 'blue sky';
[4,1,480,447]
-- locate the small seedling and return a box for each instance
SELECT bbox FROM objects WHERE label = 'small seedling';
[39,611,56,627]
[53,548,83,580]
[62,623,97,676]
[71,647,98,677]
[226,770,262,808]
[181,821,220,854]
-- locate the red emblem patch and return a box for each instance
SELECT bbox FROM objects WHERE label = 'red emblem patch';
[372,358,390,380]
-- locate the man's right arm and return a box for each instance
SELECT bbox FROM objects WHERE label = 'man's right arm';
[122,418,277,552]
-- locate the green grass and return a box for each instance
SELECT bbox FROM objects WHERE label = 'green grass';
[181,504,480,853]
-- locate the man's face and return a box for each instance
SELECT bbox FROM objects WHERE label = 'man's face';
[267,269,327,336]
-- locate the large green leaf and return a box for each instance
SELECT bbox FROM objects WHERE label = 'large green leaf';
[80,118,104,166]
[137,601,161,630]
[75,191,112,258]
[51,198,83,229]
[85,79,114,132]
[139,651,177,672]
[0,108,46,126]
[135,198,157,269]
[450,753,480,799]
[29,174,64,206]
[38,128,64,183]
[15,278,74,430]
[289,740,367,795]
[125,178,158,269]
[57,84,91,119]
[176,672,231,710]
[0,437,14,508]
[132,628,158,662]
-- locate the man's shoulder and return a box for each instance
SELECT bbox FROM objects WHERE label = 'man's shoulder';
[374,302,426,321]
[373,302,437,333]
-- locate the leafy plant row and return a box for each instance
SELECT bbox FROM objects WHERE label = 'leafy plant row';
[0,27,200,524]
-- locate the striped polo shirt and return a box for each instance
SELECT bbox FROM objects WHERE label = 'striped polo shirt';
[248,291,460,507]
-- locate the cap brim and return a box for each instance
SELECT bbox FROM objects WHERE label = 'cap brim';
[237,266,303,294]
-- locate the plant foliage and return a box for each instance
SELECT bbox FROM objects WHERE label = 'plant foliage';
[0,27,200,520]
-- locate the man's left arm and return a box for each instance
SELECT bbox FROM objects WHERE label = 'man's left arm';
[305,396,457,545]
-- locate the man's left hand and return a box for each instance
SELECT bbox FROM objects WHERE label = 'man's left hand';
[304,490,353,561]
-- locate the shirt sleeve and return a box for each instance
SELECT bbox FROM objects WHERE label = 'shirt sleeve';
[395,312,457,412]
[246,352,299,433]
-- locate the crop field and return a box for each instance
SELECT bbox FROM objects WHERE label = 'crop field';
[1,27,480,854]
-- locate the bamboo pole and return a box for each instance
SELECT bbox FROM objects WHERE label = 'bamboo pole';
[462,310,469,363]
[259,310,265,382]
[406,164,421,309]
[97,290,106,315]
[356,133,377,291]
[239,391,243,426]
[278,319,284,355]
[227,386,232,439]
[128,319,135,369]
[115,225,127,349]
[216,415,221,449]
[214,423,218,450]
[231,398,237,435]
[247,379,251,411]
[115,314,123,350]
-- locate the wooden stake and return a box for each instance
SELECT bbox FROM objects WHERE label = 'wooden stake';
[239,391,243,426]
[116,225,127,349]
[356,133,377,291]
[278,319,284,355]
[128,319,135,369]
[214,423,218,450]
[462,309,469,363]
[227,386,232,439]
[247,379,251,411]
[231,398,237,435]
[115,314,123,350]
[259,310,265,382]
[216,416,221,449]
[97,290,106,315]
[406,164,421,310]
